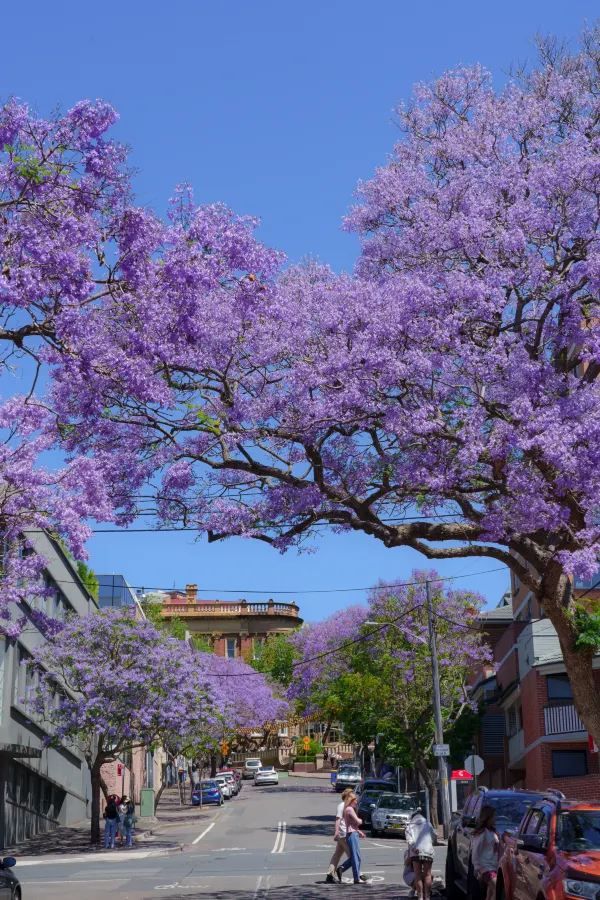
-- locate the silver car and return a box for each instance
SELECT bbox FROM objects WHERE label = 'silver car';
[370,793,417,837]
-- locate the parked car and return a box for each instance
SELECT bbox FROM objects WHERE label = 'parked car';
[0,857,19,899]
[357,777,395,796]
[357,789,386,826]
[334,764,362,792]
[497,791,600,900]
[220,769,242,793]
[191,779,224,807]
[371,793,418,837]
[214,774,233,798]
[221,772,239,795]
[446,787,542,899]
[243,758,262,779]
[254,766,279,786]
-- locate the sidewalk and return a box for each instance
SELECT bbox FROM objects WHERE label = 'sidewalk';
[287,770,333,780]
[2,786,199,860]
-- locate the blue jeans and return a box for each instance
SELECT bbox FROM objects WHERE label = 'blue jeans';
[340,831,361,882]
[104,817,118,848]
[123,821,133,847]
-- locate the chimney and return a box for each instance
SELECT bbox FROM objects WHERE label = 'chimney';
[185,583,198,603]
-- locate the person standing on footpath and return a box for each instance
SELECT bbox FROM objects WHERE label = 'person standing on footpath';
[103,794,120,849]
[337,792,367,884]
[325,788,352,883]
[118,795,136,848]
[406,809,436,900]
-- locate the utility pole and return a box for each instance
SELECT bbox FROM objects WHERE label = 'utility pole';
[426,580,452,839]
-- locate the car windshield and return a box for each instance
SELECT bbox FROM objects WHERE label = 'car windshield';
[360,791,382,804]
[487,796,537,829]
[246,760,261,766]
[200,781,217,788]
[260,767,274,772]
[557,811,600,852]
[340,767,360,775]
[378,794,414,810]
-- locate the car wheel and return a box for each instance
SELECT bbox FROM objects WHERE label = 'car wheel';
[445,846,462,900]
[371,826,379,837]
[13,889,21,900]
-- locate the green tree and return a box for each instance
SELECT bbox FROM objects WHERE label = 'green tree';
[75,561,99,600]
[249,633,299,687]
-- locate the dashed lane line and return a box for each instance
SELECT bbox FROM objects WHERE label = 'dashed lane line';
[192,821,216,845]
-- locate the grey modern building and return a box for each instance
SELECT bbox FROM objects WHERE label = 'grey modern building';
[97,573,139,610]
[0,530,98,848]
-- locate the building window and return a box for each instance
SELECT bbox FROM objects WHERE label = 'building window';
[226,638,236,658]
[507,703,522,737]
[547,674,573,703]
[552,750,587,778]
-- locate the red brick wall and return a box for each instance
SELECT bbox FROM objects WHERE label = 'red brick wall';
[525,740,600,800]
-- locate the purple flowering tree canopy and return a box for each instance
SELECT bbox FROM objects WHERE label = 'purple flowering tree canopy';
[46,34,600,744]
[29,609,218,842]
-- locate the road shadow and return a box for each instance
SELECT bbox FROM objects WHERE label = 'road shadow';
[284,814,333,837]
[146,884,444,899]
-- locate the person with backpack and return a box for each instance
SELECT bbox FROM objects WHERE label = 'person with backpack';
[118,794,136,848]
[471,805,500,900]
[406,809,436,900]
[103,794,120,849]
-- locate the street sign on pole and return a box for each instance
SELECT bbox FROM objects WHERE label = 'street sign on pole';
[464,754,484,776]
[433,744,450,757]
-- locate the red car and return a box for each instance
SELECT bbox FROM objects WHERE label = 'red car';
[498,791,600,900]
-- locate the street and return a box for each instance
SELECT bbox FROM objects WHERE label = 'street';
[16,777,447,899]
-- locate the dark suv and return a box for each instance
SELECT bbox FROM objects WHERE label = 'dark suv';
[445,787,542,899]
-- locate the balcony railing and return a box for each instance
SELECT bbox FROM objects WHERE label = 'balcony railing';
[161,600,299,618]
[544,703,585,735]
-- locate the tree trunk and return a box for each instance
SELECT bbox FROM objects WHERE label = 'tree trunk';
[546,595,600,744]
[322,719,333,745]
[210,753,217,777]
[416,759,438,827]
[90,760,103,845]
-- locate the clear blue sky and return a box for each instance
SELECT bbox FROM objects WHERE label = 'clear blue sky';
[4,1,597,619]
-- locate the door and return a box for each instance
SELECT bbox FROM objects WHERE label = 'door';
[457,795,480,881]
[514,809,548,900]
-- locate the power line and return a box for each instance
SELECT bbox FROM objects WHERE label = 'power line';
[38,564,507,597]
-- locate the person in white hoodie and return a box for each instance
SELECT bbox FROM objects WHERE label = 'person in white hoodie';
[471,806,500,900]
[405,809,435,900]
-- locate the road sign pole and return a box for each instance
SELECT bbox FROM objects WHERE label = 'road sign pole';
[427,580,452,839]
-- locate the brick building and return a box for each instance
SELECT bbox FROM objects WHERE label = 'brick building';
[159,584,302,659]
[472,567,600,799]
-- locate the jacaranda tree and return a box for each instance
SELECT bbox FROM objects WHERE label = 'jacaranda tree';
[29,609,218,843]
[48,32,600,744]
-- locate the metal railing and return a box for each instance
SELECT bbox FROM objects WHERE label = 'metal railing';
[544,703,585,735]
[161,600,299,618]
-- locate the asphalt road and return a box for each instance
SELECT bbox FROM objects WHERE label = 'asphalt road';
[16,777,447,899]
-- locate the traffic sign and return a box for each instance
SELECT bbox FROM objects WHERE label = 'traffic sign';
[433,743,450,757]
[464,754,484,776]
[302,736,311,750]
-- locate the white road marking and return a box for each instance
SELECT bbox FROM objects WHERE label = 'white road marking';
[192,820,216,845]
[271,821,284,853]
[253,874,264,898]
[17,849,167,866]
[277,821,286,853]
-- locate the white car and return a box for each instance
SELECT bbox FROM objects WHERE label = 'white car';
[243,758,262,779]
[370,793,416,837]
[254,766,279,786]
[214,775,233,798]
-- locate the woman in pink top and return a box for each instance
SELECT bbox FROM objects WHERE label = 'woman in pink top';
[337,792,366,884]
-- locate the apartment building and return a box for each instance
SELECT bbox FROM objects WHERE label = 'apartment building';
[159,583,302,659]
[473,568,600,799]
[0,530,98,847]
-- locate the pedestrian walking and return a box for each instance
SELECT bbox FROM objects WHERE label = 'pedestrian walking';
[471,806,500,900]
[406,809,436,900]
[103,794,120,849]
[325,787,352,883]
[337,792,367,884]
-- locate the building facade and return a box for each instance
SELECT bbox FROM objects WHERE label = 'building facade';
[0,530,98,847]
[159,584,302,659]
[473,567,600,800]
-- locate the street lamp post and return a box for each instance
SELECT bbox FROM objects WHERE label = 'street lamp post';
[425,580,452,839]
